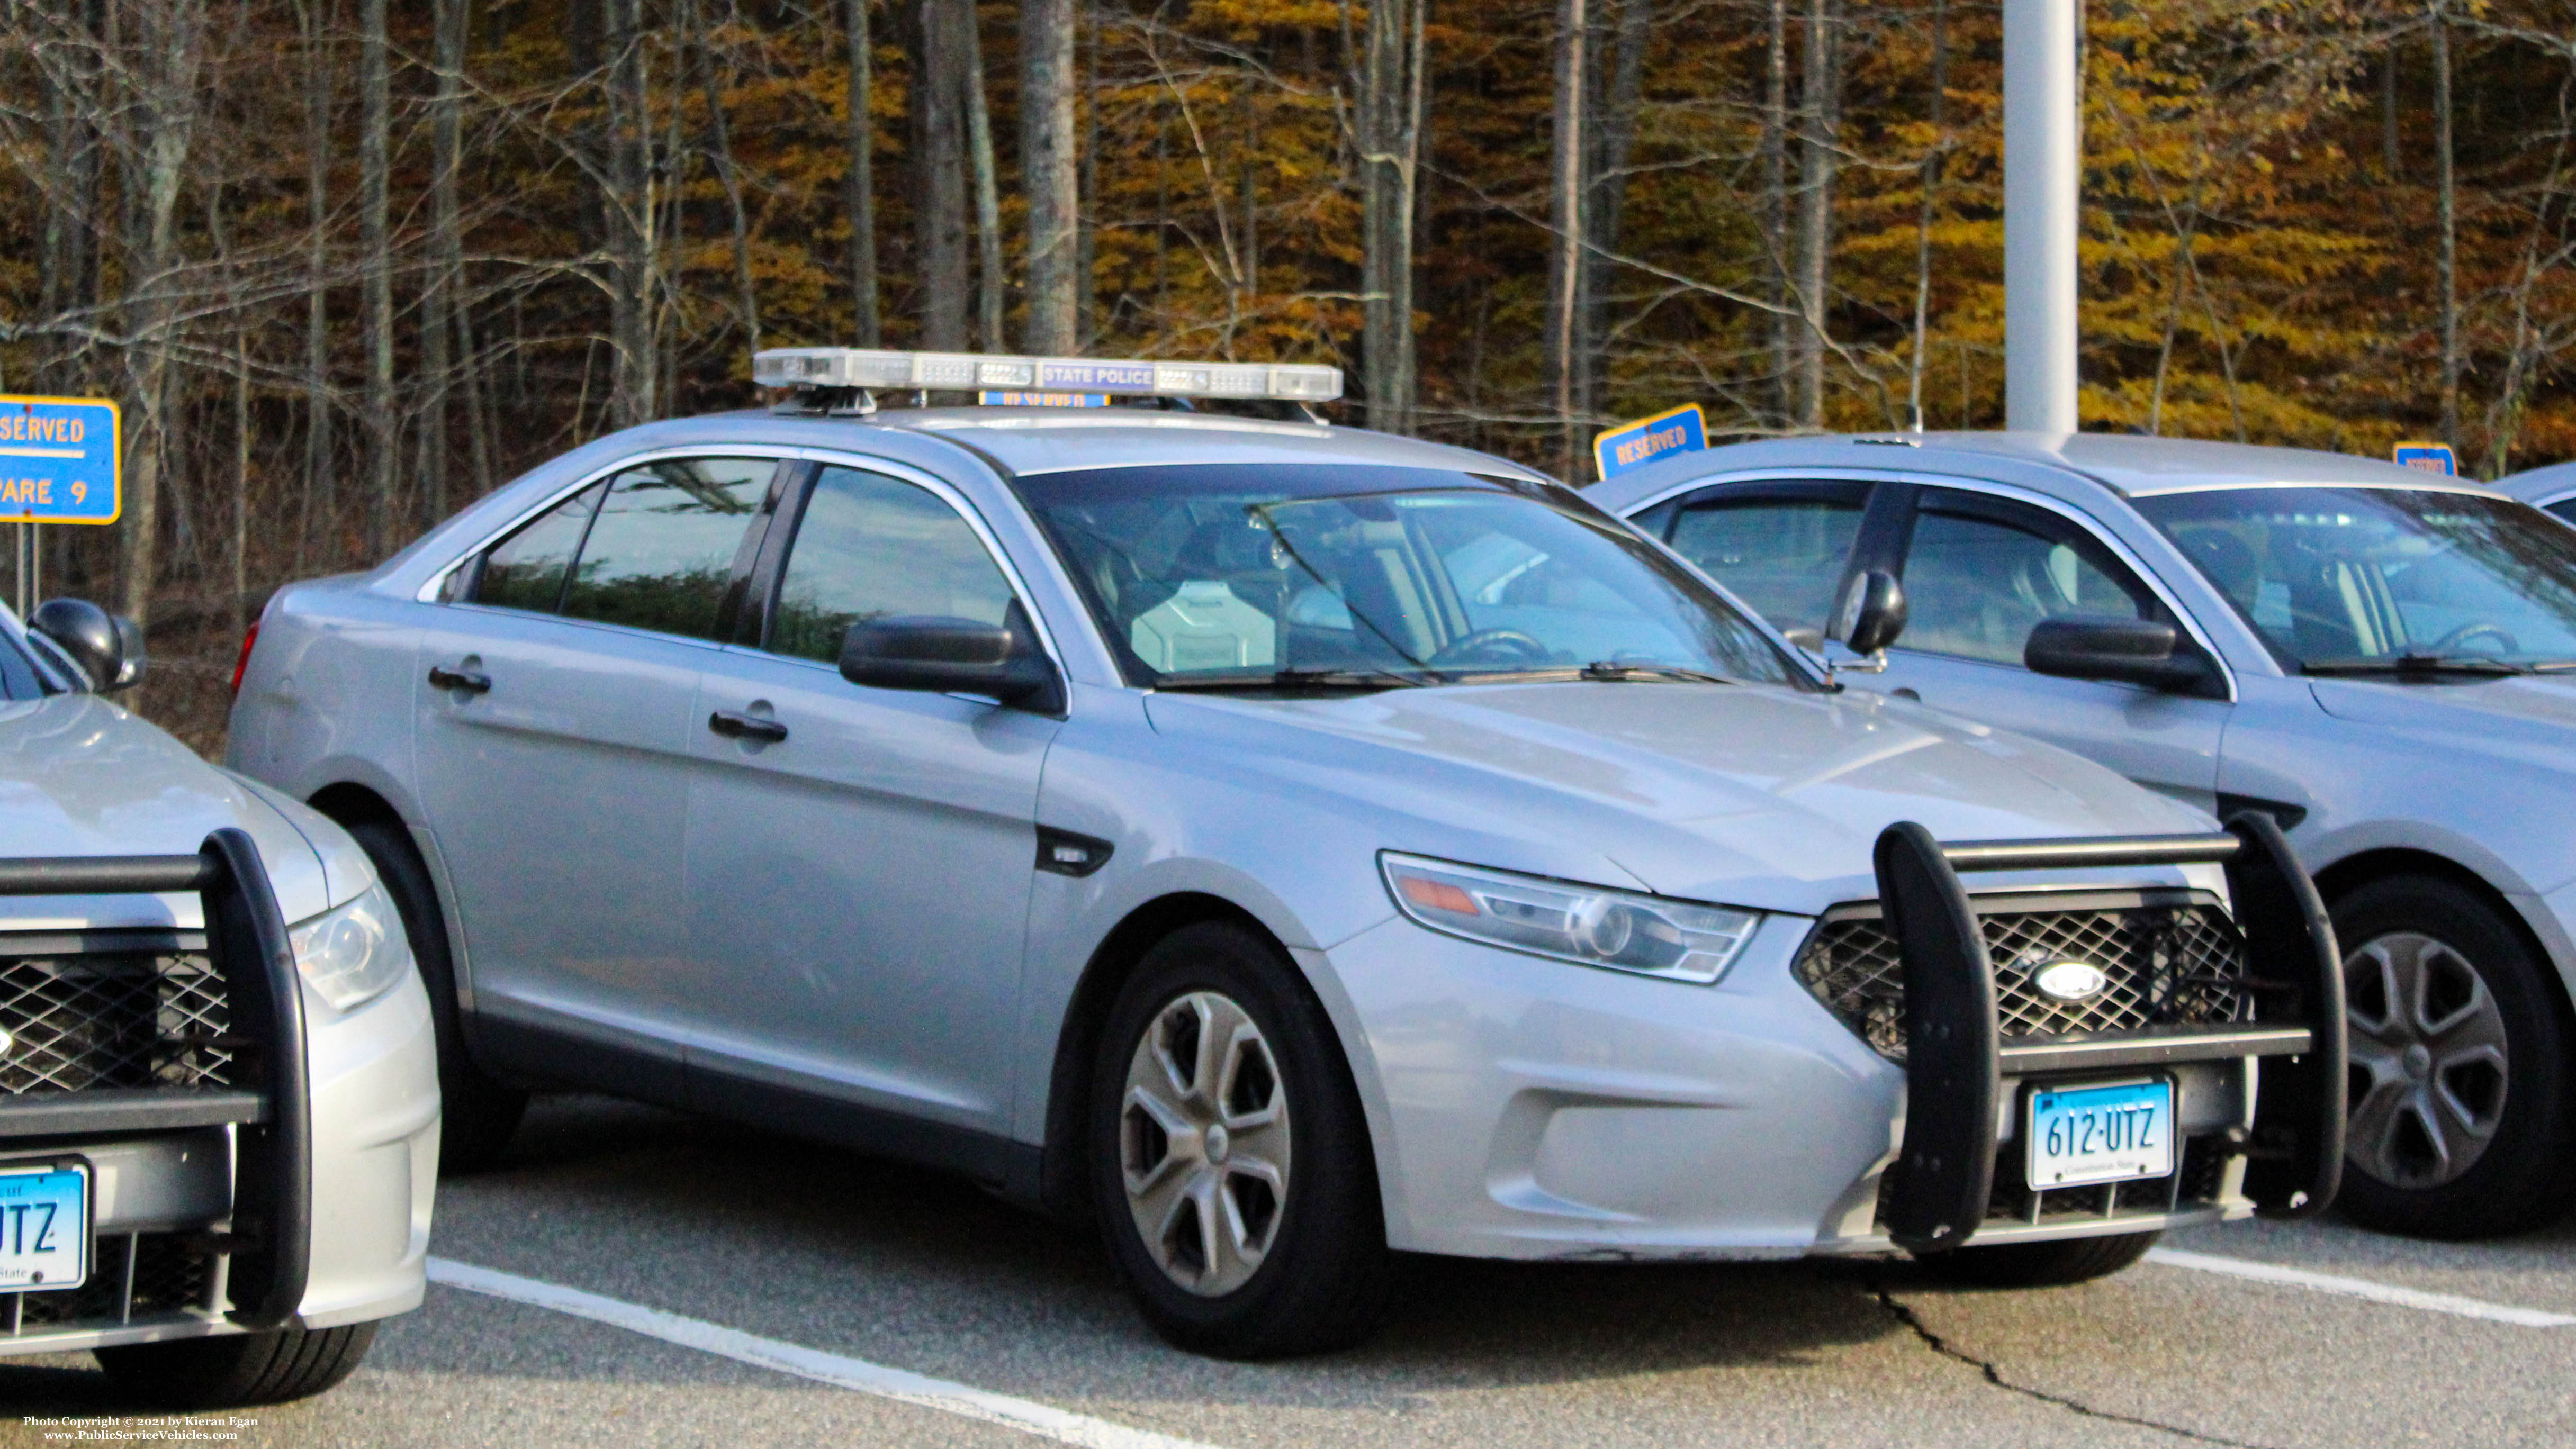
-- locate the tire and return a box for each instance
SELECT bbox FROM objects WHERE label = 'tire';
[344,817,527,1173]
[1088,920,1389,1358]
[94,1322,377,1408]
[1916,1229,2159,1288]
[2332,876,2576,1239]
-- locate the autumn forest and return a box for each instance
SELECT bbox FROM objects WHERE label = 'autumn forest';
[3,0,2575,741]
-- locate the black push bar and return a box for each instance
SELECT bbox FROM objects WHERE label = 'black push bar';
[0,830,312,1330]
[1873,812,2345,1253]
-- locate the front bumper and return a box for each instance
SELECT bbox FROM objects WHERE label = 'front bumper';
[1324,815,2346,1261]
[0,832,439,1355]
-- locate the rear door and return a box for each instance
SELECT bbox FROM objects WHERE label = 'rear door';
[1869,486,2231,810]
[412,453,786,1092]
[679,459,1062,1140]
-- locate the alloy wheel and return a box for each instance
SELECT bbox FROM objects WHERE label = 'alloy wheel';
[2344,931,2511,1189]
[1120,990,1294,1297]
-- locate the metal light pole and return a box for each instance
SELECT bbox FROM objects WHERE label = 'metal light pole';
[2003,0,2079,434]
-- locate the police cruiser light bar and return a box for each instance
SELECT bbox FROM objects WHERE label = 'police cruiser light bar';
[752,347,1343,403]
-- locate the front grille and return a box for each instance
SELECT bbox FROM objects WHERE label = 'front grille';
[8,1231,219,1333]
[0,944,235,1094]
[1794,896,2255,1058]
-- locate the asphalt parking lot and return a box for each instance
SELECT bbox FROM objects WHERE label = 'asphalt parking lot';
[2,1094,2570,1449]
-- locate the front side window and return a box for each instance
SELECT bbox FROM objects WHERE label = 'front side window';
[768,466,1020,664]
[0,626,44,699]
[1898,491,2160,666]
[1013,464,1803,689]
[557,458,776,640]
[2135,486,2576,668]
[1663,487,1867,635]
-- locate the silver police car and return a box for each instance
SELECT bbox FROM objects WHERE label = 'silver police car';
[2,598,436,1405]
[1592,430,2576,1240]
[230,353,2343,1356]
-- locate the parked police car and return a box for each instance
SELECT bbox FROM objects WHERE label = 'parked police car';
[1592,431,2576,1239]
[229,353,2342,1356]
[0,598,436,1404]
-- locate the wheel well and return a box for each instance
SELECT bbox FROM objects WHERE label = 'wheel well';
[2312,847,2576,1021]
[307,782,406,836]
[1037,892,1277,1224]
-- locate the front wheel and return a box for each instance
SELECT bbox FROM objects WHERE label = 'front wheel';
[1915,1230,2159,1288]
[94,1323,377,1407]
[2332,877,2576,1239]
[1089,921,1389,1358]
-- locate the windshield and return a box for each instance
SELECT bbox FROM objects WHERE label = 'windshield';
[1010,464,1803,689]
[2133,486,2576,669]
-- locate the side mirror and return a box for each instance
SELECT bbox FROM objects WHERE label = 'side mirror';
[2025,617,2212,692]
[29,597,146,693]
[1831,570,1908,662]
[840,615,1065,714]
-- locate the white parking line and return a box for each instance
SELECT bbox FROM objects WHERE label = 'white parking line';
[426,1257,1224,1449]
[2145,1247,2576,1327]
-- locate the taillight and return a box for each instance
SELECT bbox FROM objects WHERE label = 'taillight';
[229,621,260,698]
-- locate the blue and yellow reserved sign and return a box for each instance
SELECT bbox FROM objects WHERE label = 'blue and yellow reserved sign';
[2392,441,2458,477]
[0,396,119,524]
[1592,403,1707,482]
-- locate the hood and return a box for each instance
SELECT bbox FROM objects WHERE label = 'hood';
[2310,674,2576,771]
[1145,680,2218,916]
[0,695,337,930]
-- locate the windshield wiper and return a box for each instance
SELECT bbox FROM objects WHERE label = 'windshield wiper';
[2303,654,2532,678]
[1156,666,1442,693]
[1579,660,1740,685]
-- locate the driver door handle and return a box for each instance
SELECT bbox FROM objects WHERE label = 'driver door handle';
[707,710,789,744]
[427,664,492,695]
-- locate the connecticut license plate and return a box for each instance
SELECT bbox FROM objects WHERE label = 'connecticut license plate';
[0,1165,88,1291]
[2026,1079,2174,1189]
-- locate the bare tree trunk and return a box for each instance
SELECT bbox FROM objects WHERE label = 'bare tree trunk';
[1792,0,1837,429]
[1021,0,1079,353]
[688,0,761,354]
[961,7,1005,351]
[1582,0,1650,424]
[120,0,211,629]
[361,0,395,556]
[1077,0,1098,349]
[2433,1,2459,449]
[296,0,331,572]
[1762,0,1788,424]
[846,0,881,345]
[605,0,657,425]
[423,0,467,527]
[915,0,971,351]
[2381,41,2402,180]
[1360,0,1427,432]
[1906,0,1946,430]
[1548,0,1588,477]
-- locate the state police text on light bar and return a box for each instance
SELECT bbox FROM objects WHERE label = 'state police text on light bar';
[753,348,1343,403]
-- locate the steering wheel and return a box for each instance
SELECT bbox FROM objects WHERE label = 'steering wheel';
[1428,628,1552,668]
[2428,620,2519,656]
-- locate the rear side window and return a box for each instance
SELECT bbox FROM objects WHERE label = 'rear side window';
[561,459,776,640]
[767,466,1018,663]
[1664,488,1867,635]
[471,481,603,612]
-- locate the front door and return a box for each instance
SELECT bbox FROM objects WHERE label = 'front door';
[1868,486,2230,811]
[413,454,781,1090]
[681,461,1061,1138]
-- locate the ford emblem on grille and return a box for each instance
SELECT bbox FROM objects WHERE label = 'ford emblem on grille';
[2032,959,2111,1002]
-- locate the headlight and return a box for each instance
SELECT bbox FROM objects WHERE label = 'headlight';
[289,881,413,1011]
[1379,853,1761,984]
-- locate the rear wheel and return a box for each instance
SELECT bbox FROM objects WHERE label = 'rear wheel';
[1088,921,1389,1358]
[344,817,527,1173]
[94,1323,376,1407]
[2332,876,2575,1239]
[1916,1229,2159,1288]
